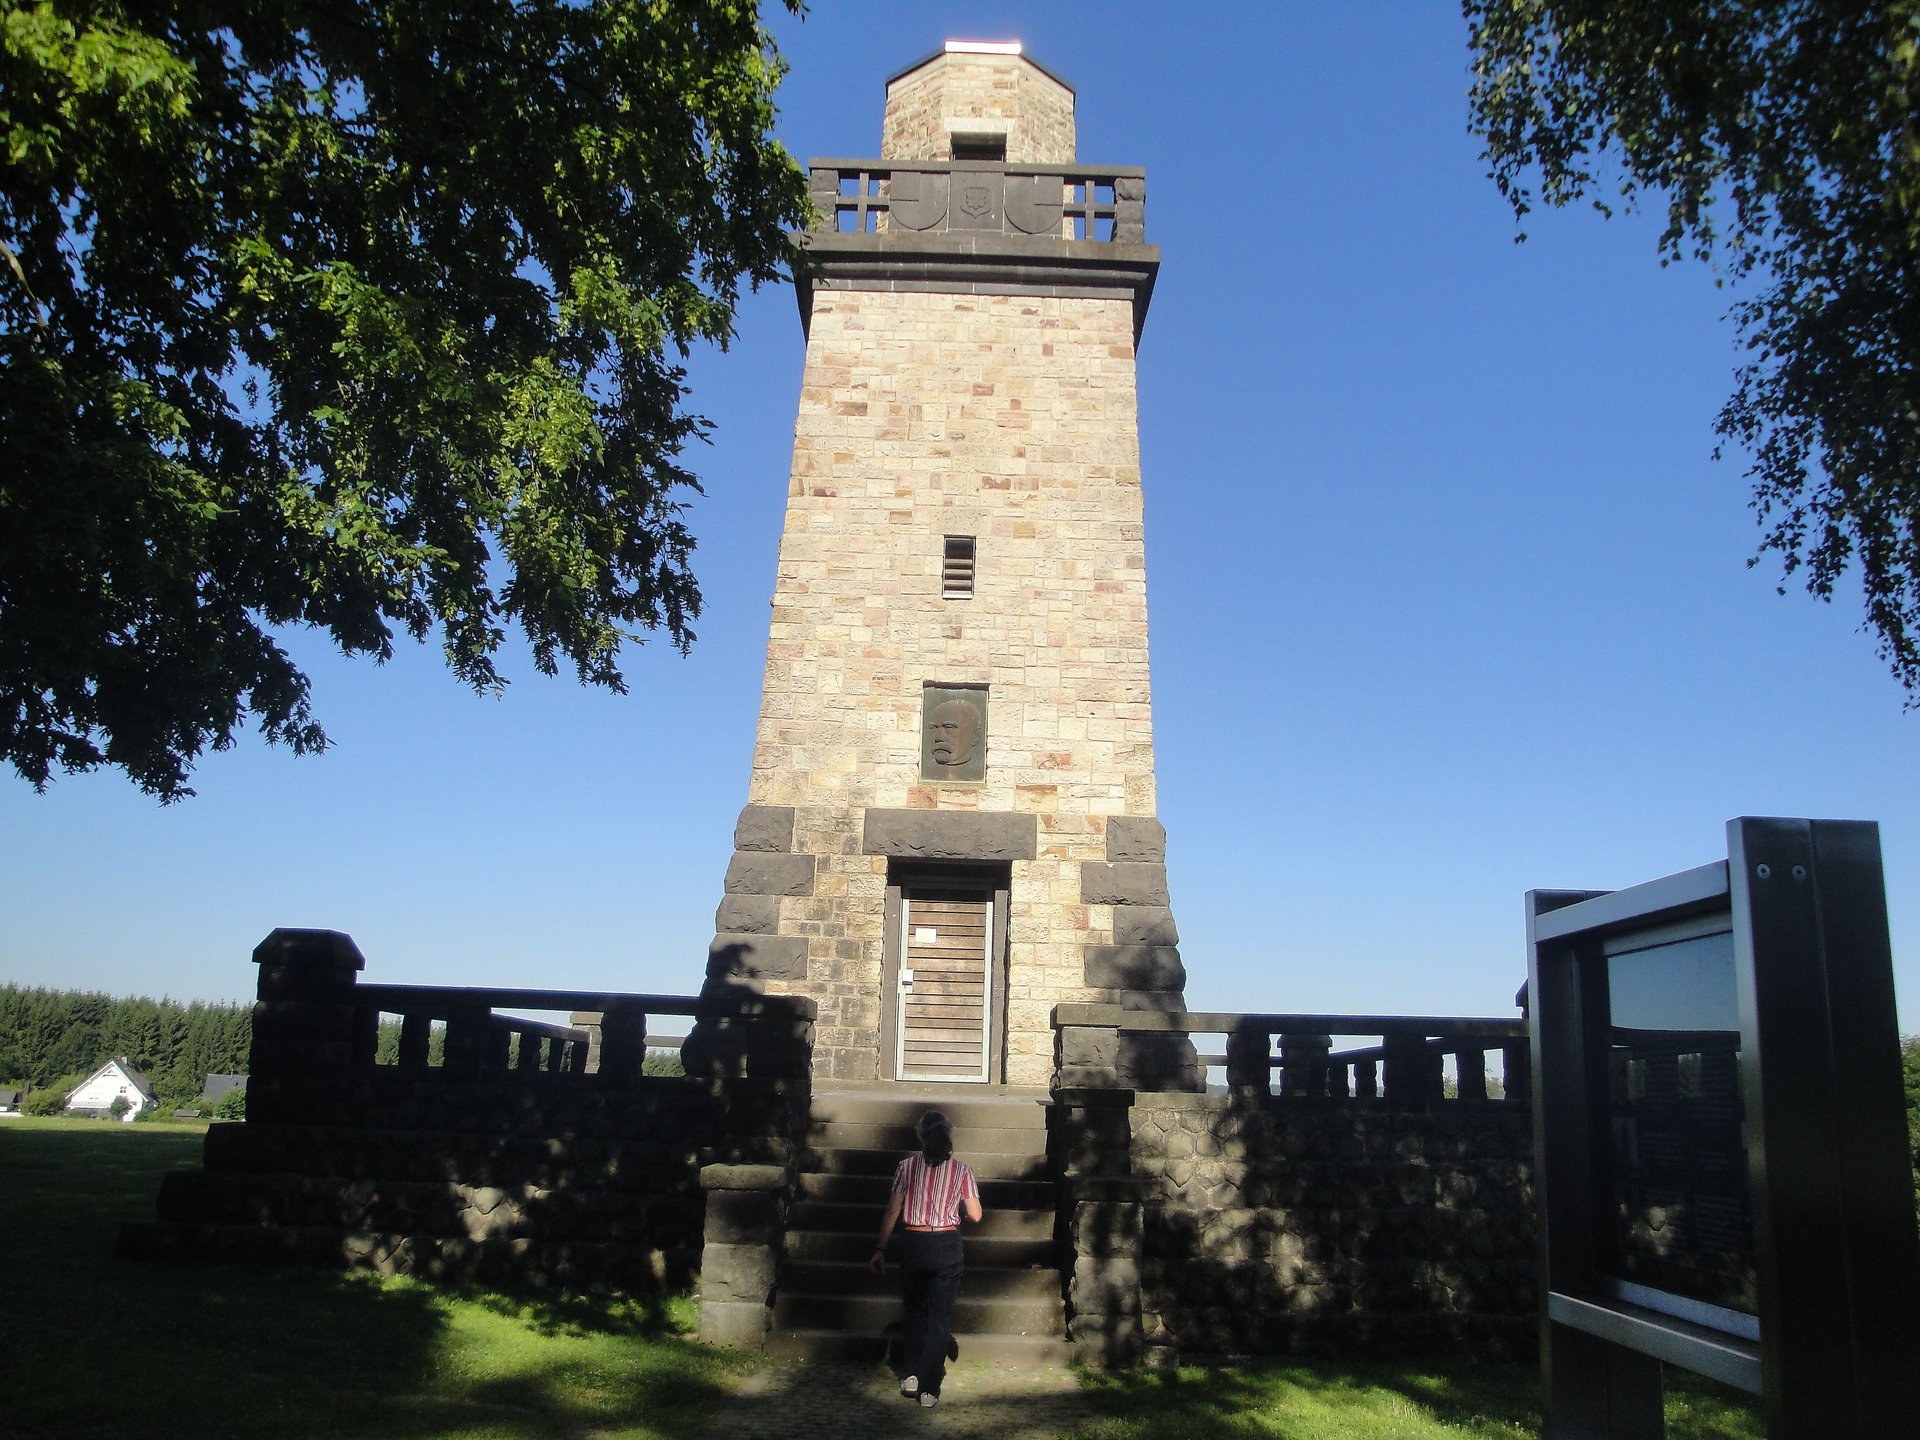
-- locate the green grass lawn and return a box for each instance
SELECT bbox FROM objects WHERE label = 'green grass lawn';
[1072,1361,1760,1439]
[0,1120,755,1440]
[0,1118,1762,1439]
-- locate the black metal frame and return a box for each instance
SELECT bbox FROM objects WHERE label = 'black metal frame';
[1527,818,1918,1438]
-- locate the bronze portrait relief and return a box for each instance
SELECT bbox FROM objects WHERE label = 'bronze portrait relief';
[921,686,987,781]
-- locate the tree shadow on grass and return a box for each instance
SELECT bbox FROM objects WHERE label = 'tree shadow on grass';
[1073,1358,1541,1440]
[1074,1357,1762,1440]
[465,1283,697,1340]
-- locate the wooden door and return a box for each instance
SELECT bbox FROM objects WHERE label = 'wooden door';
[895,892,993,1082]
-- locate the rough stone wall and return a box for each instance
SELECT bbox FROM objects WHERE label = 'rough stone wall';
[724,287,1167,1086]
[882,51,1076,164]
[1058,1093,1538,1364]
[137,1073,731,1291]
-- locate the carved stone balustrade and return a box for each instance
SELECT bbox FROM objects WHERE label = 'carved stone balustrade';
[807,158,1146,242]
[791,159,1160,341]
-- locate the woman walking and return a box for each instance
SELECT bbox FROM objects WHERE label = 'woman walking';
[869,1109,982,1408]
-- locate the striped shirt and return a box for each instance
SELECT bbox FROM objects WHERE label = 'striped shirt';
[891,1153,980,1229]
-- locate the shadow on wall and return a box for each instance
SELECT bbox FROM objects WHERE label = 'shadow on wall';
[1057,1088,1538,1366]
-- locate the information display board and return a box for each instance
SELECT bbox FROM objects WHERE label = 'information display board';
[1526,818,1917,1439]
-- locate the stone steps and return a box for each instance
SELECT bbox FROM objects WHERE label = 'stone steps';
[806,1086,1051,1131]
[784,1228,1053,1266]
[766,1088,1065,1368]
[787,1198,1051,1239]
[795,1170,1054,1209]
[774,1288,1061,1333]
[764,1328,1072,1367]
[799,1145,1048,1181]
[782,1257,1058,1299]
[807,1121,1046,1155]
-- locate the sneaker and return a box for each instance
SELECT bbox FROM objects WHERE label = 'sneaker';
[899,1376,919,1398]
[919,1391,939,1408]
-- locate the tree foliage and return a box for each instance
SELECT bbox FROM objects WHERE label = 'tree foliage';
[1,0,809,798]
[1903,1032,1920,1212]
[1465,1,1920,695]
[0,983,252,1096]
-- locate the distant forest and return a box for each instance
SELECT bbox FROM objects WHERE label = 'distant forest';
[0,984,251,1104]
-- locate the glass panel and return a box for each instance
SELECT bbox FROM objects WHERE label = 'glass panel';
[1601,928,1756,1317]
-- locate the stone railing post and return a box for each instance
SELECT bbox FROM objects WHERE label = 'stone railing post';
[1050,1003,1170,1365]
[697,1162,786,1349]
[1457,1046,1489,1101]
[692,986,813,1353]
[1052,1082,1143,1368]
[514,1029,542,1072]
[1053,1004,1123,1091]
[717,995,813,1185]
[398,1012,433,1069]
[1224,1019,1273,1099]
[1069,1182,1143,1367]
[1278,1032,1332,1097]
[1502,1040,1530,1103]
[685,994,814,1092]
[482,1021,511,1074]
[596,1000,650,1086]
[441,1002,491,1079]
[569,1011,605,1073]
[1355,1054,1380,1099]
[249,928,367,1080]
[1383,1032,1443,1110]
[1113,175,1146,242]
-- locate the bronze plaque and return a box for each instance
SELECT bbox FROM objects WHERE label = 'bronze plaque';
[921,686,987,781]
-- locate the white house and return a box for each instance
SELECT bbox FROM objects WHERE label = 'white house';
[64,1058,157,1121]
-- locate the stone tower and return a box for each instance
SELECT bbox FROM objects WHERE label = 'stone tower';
[706,42,1196,1090]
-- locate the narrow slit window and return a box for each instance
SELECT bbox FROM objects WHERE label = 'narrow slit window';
[942,535,976,599]
[950,134,1007,162]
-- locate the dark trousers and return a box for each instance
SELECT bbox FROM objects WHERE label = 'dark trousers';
[898,1228,964,1394]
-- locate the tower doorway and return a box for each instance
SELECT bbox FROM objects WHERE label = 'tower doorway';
[881,866,1009,1083]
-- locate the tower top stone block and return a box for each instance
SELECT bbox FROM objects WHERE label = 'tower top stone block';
[882,41,1077,165]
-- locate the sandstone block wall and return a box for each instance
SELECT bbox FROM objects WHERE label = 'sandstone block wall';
[727,285,1177,1085]
[882,50,1076,164]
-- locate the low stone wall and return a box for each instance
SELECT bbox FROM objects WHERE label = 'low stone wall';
[1056,1090,1536,1365]
[136,1068,802,1295]
[123,929,814,1312]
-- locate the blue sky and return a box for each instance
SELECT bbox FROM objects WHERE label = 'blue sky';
[4,3,1916,1038]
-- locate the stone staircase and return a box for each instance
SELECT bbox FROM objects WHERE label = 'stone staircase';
[765,1085,1068,1366]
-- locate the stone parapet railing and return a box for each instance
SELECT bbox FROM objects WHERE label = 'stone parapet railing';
[250,927,813,1092]
[790,159,1161,339]
[1053,1005,1530,1106]
[806,158,1145,243]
